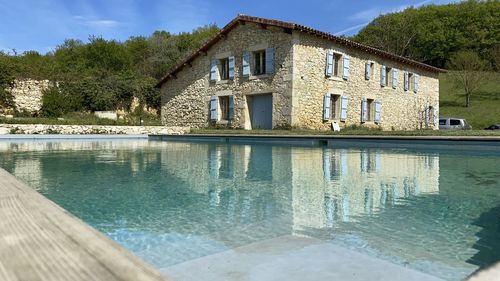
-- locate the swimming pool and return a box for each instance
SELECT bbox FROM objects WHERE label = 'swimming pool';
[0,139,498,280]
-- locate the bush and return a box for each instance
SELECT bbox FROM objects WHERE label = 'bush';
[40,87,80,117]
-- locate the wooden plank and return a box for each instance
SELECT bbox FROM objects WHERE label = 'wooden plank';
[0,168,169,281]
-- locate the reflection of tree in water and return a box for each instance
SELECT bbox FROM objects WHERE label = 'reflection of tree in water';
[467,204,500,269]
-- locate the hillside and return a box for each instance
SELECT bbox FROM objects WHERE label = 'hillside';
[439,72,500,129]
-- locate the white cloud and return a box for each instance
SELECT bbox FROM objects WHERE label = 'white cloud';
[73,16,120,28]
[334,22,371,36]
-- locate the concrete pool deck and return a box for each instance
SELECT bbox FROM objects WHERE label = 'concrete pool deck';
[0,168,168,281]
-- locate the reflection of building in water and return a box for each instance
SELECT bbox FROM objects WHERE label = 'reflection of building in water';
[291,148,439,232]
[158,142,439,237]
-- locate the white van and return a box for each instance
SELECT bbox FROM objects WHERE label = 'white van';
[439,118,471,130]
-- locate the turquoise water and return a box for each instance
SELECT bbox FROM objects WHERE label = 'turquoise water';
[0,139,499,280]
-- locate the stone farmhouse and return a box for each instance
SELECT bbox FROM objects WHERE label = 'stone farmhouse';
[156,15,445,131]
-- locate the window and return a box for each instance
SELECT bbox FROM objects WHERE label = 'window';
[330,94,341,119]
[450,119,461,126]
[254,50,266,75]
[333,53,342,77]
[219,96,230,120]
[386,67,392,87]
[366,99,374,121]
[439,119,446,125]
[408,73,414,91]
[219,58,229,80]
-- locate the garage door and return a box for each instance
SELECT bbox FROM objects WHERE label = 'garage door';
[251,94,273,129]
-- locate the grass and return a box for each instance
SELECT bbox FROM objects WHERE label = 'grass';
[439,71,500,129]
[0,112,162,126]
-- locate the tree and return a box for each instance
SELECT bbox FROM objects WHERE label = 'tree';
[446,51,487,107]
[0,52,16,110]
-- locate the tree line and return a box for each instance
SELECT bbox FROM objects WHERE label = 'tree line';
[353,0,499,70]
[0,25,218,117]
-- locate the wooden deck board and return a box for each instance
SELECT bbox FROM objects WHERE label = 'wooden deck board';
[0,168,169,281]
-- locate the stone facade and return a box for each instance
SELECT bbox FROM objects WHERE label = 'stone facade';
[6,79,52,113]
[159,17,441,131]
[161,23,294,129]
[0,124,189,135]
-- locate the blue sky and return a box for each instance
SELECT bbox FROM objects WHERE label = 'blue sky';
[0,0,460,54]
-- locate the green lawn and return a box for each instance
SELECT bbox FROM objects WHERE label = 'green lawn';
[439,71,500,129]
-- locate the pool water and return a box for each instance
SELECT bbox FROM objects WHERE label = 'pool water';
[0,140,499,280]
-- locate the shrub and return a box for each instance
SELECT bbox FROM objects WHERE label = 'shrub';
[41,87,80,117]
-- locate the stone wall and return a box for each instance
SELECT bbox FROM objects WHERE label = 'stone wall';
[6,79,52,113]
[0,124,189,135]
[291,32,439,131]
[161,23,294,129]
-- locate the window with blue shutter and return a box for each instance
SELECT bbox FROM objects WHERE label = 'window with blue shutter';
[343,55,350,80]
[361,98,367,123]
[392,69,398,89]
[210,95,218,121]
[265,48,274,74]
[374,101,382,124]
[228,56,235,80]
[365,61,372,80]
[323,94,331,121]
[228,95,235,120]
[404,71,409,91]
[414,74,419,93]
[326,49,334,77]
[340,95,348,121]
[210,58,217,82]
[380,65,386,87]
[242,51,251,77]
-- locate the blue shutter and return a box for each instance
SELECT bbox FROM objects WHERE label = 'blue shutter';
[392,68,398,89]
[380,65,386,87]
[343,55,350,80]
[323,94,331,121]
[414,74,419,93]
[340,95,348,121]
[361,98,367,122]
[210,95,218,121]
[265,48,274,74]
[365,62,371,80]
[210,58,217,82]
[228,56,235,80]
[404,71,409,91]
[325,49,334,77]
[374,101,382,124]
[228,95,235,120]
[242,51,250,77]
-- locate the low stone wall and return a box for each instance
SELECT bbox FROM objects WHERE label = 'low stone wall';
[0,124,189,135]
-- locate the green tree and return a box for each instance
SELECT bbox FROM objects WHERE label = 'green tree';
[353,0,500,68]
[0,52,16,110]
[446,51,487,107]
